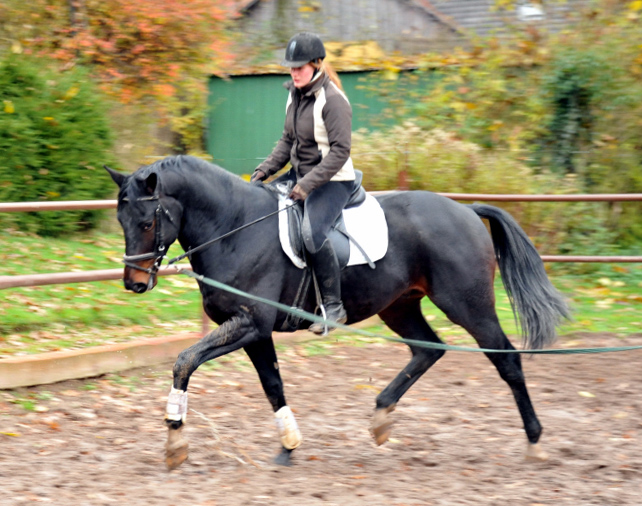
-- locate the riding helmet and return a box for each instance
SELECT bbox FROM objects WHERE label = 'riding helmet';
[281,32,326,67]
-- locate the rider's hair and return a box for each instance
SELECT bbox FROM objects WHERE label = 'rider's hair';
[311,59,343,91]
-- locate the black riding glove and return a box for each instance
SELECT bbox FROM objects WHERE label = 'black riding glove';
[251,169,267,182]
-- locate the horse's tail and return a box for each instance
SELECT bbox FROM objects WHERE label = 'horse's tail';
[469,203,571,350]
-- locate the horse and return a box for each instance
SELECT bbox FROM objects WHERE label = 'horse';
[105,155,570,469]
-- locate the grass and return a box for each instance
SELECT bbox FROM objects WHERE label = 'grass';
[0,229,202,356]
[416,268,642,344]
[1,228,641,358]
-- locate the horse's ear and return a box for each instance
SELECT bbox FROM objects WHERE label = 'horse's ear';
[145,172,158,196]
[104,165,126,188]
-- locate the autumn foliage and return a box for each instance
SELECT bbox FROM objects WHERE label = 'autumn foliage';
[0,0,235,154]
[3,0,234,102]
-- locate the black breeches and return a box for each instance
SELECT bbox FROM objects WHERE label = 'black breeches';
[302,181,352,253]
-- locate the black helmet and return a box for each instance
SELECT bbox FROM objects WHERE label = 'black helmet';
[281,32,326,67]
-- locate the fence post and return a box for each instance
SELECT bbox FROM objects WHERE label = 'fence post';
[201,305,210,336]
[397,147,410,190]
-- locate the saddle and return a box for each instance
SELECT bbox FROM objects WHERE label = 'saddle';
[269,169,388,270]
[264,169,388,332]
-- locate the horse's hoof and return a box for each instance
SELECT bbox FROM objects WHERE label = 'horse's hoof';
[370,405,396,446]
[165,427,189,470]
[274,448,293,467]
[525,442,549,462]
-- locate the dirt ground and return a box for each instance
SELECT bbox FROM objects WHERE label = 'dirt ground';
[1,333,641,506]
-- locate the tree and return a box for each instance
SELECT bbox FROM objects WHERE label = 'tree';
[1,0,236,152]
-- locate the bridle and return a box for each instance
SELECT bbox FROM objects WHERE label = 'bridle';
[121,190,176,290]
[120,181,296,291]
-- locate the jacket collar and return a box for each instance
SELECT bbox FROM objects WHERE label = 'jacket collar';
[286,71,328,96]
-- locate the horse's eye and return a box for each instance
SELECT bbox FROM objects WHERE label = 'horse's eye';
[142,221,154,231]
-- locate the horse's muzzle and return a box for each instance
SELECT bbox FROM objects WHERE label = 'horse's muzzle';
[123,264,157,293]
[125,279,150,293]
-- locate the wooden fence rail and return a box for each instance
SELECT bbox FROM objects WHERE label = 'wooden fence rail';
[2,193,642,213]
[2,194,641,336]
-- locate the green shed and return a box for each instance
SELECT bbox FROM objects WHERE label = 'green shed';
[206,70,427,176]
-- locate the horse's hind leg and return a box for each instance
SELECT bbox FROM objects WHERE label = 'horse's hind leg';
[442,302,548,461]
[372,298,446,445]
[474,322,548,460]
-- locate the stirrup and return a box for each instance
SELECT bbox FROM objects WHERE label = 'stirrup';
[309,303,347,336]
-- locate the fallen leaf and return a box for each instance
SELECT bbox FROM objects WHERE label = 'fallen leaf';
[43,420,60,431]
[354,384,380,391]
[578,391,596,398]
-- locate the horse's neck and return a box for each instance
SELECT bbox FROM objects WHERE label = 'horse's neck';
[174,171,275,273]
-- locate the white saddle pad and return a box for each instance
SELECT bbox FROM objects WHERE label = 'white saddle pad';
[278,192,389,269]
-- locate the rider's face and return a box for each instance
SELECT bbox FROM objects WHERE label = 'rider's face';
[290,63,315,88]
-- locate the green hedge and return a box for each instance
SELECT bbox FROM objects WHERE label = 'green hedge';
[0,54,116,236]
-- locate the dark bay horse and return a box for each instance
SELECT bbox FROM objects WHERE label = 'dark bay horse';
[105,155,569,469]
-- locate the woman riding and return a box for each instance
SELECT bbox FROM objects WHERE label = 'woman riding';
[251,32,356,334]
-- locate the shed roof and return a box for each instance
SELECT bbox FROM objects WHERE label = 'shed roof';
[219,0,587,76]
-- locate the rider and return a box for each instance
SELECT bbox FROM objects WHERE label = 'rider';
[251,32,355,334]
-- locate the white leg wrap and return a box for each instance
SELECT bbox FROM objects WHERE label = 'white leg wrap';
[274,406,302,450]
[166,387,188,423]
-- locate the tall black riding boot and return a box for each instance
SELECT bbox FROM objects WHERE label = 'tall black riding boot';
[308,239,347,335]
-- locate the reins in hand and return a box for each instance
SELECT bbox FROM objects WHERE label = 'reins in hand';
[167,202,298,265]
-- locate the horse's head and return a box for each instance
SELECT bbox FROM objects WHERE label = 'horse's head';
[105,165,183,293]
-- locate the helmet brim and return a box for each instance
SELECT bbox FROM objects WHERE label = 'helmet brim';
[280,59,312,68]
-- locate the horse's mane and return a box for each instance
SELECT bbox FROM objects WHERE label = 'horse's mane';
[131,155,250,197]
[135,155,235,181]
[119,155,247,205]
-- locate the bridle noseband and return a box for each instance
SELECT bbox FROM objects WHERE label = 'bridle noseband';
[121,191,175,290]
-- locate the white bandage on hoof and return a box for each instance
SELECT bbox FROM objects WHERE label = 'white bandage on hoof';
[165,387,188,423]
[525,442,549,462]
[274,405,302,450]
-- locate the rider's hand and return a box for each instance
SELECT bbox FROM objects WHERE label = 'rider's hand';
[250,169,267,182]
[289,184,308,202]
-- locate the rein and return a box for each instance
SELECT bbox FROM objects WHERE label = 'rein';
[122,184,298,279]
[180,268,642,356]
[166,202,298,265]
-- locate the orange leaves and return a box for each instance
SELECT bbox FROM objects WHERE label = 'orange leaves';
[130,44,146,56]
[155,84,176,98]
[23,0,234,104]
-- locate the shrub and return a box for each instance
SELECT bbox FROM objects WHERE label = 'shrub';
[354,123,536,194]
[352,122,628,258]
[379,4,642,246]
[0,54,116,236]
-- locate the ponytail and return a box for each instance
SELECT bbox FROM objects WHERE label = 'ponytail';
[312,59,343,91]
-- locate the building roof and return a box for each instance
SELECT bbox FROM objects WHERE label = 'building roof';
[219,0,586,75]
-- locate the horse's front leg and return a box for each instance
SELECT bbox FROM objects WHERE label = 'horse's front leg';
[244,338,302,466]
[164,314,259,470]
